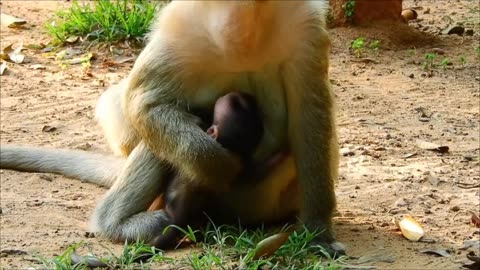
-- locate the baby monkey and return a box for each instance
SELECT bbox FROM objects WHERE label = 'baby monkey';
[149,92,265,249]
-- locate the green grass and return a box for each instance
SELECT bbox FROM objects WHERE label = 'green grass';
[422,52,438,70]
[350,37,381,58]
[35,224,346,270]
[350,37,366,57]
[46,0,165,44]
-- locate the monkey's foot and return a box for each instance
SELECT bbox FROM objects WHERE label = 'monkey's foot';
[311,240,346,259]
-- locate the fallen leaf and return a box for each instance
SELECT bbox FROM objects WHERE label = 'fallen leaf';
[0,13,27,28]
[55,48,83,60]
[403,152,417,159]
[25,44,45,50]
[65,53,93,65]
[471,213,480,228]
[0,61,6,75]
[42,125,57,132]
[253,232,290,260]
[394,215,425,241]
[418,248,451,257]
[416,140,449,153]
[1,43,25,63]
[65,36,79,43]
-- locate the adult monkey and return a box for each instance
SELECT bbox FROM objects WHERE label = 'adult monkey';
[0,0,344,256]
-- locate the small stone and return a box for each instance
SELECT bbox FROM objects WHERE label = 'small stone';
[423,7,431,14]
[464,155,474,161]
[465,29,474,36]
[355,185,360,190]
[408,73,415,79]
[450,206,460,212]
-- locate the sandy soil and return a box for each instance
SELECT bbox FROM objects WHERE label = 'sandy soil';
[1,1,479,269]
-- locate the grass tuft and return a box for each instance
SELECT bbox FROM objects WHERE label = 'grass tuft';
[46,0,165,44]
[36,224,346,270]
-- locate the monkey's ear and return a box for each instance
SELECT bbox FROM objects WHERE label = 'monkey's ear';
[206,125,219,139]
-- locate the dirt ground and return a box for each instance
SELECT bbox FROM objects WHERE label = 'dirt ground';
[0,1,479,269]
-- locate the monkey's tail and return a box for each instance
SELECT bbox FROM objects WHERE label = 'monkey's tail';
[0,145,124,187]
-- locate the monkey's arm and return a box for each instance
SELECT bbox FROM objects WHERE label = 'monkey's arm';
[124,46,241,189]
[0,145,123,187]
[283,27,341,251]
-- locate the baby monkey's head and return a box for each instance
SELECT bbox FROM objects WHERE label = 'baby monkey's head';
[207,92,264,159]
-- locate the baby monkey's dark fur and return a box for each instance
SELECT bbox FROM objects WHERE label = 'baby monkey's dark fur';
[151,92,265,249]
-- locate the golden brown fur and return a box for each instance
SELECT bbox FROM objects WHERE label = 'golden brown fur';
[0,0,344,256]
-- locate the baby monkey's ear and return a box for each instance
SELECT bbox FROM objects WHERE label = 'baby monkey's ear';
[206,125,219,140]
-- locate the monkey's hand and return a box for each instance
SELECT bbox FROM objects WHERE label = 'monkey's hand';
[311,239,346,259]
[186,142,243,192]
[127,100,242,190]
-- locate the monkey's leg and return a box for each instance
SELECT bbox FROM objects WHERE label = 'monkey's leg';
[91,141,173,243]
[95,80,140,157]
[283,31,345,257]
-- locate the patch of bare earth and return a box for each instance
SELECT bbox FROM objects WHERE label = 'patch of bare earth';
[1,1,479,269]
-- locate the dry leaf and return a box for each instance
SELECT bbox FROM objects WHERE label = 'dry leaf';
[416,140,449,153]
[65,36,79,43]
[403,152,418,159]
[1,13,27,28]
[1,43,25,63]
[42,125,57,132]
[0,61,6,75]
[471,212,480,228]
[56,48,82,60]
[418,248,451,257]
[65,53,93,65]
[253,232,290,260]
[394,215,424,241]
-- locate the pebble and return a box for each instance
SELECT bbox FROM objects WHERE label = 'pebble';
[450,205,460,212]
